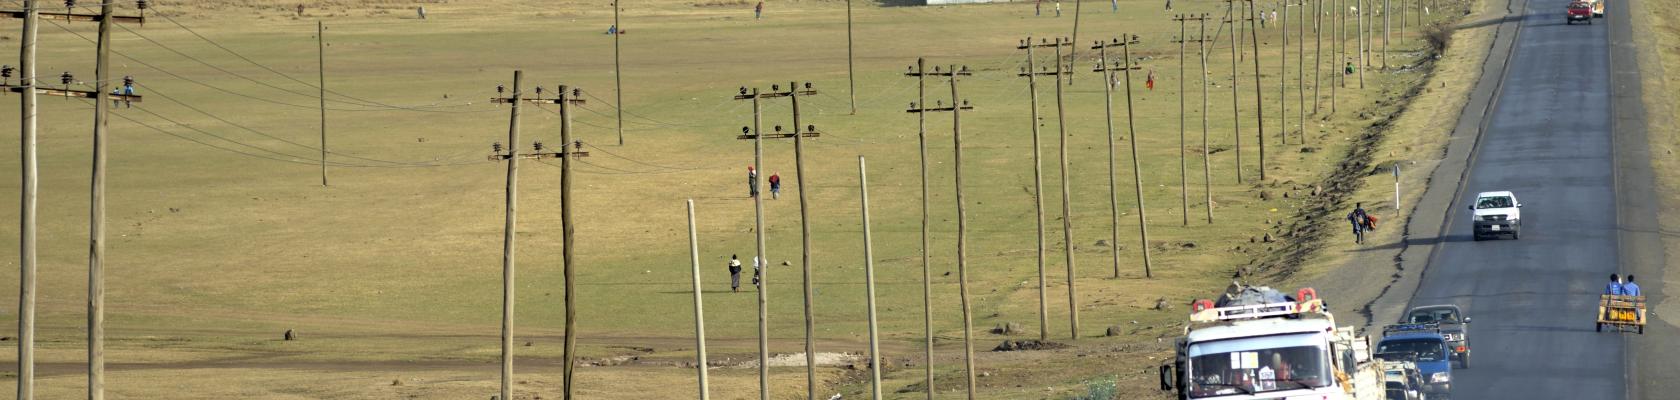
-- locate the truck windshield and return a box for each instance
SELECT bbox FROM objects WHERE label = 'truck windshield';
[1187,334,1331,398]
[1378,340,1446,362]
[1475,196,1513,209]
[1407,309,1459,323]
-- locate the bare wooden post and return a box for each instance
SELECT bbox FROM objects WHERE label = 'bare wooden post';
[1069,0,1082,85]
[499,70,523,400]
[1281,2,1290,145]
[1198,15,1213,224]
[1383,0,1390,69]
[1331,0,1339,114]
[1297,0,1306,143]
[745,88,771,400]
[948,65,978,400]
[857,156,883,400]
[15,3,37,398]
[1314,0,1323,116]
[559,86,581,400]
[1228,4,1243,184]
[1120,34,1154,278]
[685,199,710,400]
[317,21,327,186]
[89,1,115,398]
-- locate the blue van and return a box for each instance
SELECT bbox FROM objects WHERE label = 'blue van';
[1377,325,1452,398]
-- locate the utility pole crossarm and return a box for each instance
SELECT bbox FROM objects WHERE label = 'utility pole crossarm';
[1016,38,1073,50]
[2,85,141,102]
[0,10,143,24]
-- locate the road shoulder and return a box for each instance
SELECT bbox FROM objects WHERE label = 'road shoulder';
[1618,0,1680,397]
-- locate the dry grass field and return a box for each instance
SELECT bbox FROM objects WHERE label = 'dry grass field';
[0,0,1479,398]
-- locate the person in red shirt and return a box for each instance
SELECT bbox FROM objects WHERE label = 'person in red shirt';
[768,173,782,199]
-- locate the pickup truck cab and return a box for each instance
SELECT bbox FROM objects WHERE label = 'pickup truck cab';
[1382,360,1427,400]
[1377,328,1453,399]
[1470,191,1522,240]
[1566,1,1593,24]
[1405,305,1471,368]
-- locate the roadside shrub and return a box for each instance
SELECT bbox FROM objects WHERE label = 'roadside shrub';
[1424,22,1454,52]
[1069,377,1117,400]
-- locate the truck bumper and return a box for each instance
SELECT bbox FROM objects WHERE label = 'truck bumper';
[1426,382,1452,395]
[1474,221,1516,236]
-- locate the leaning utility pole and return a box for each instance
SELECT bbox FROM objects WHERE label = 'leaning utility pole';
[1015,38,1064,341]
[1280,2,1292,148]
[1176,15,1214,224]
[1069,0,1083,86]
[902,58,936,399]
[1117,34,1155,278]
[908,69,976,397]
[685,200,710,400]
[1198,16,1214,224]
[613,0,624,144]
[856,156,883,400]
[317,21,327,186]
[1093,37,1143,278]
[1246,0,1267,180]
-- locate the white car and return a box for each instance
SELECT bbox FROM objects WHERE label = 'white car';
[1469,191,1522,240]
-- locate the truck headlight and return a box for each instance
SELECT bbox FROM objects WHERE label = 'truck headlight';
[1431,372,1451,383]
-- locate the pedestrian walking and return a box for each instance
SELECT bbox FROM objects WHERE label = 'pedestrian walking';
[1111,0,1119,13]
[114,76,135,108]
[748,166,759,198]
[729,255,743,292]
[1055,0,1062,17]
[1347,203,1369,244]
[1165,0,1174,11]
[1146,69,1157,91]
[768,172,782,199]
[417,6,427,20]
[755,1,764,19]
[752,256,763,287]
[1037,0,1043,16]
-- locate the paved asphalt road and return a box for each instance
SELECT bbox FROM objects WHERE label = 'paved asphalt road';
[1399,0,1647,398]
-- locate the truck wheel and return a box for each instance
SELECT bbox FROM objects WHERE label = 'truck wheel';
[1460,353,1470,368]
[1596,323,1603,332]
[1639,325,1644,334]
[1512,229,1520,240]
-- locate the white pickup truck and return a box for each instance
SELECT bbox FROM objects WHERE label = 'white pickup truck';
[1469,191,1522,240]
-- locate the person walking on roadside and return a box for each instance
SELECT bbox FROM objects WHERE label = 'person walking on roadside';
[755,1,764,19]
[748,166,759,198]
[1055,0,1062,17]
[1111,0,1119,13]
[1347,203,1369,244]
[728,255,743,292]
[768,172,782,200]
[1036,0,1043,16]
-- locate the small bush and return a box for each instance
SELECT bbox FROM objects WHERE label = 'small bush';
[1423,23,1454,52]
[1069,377,1117,400]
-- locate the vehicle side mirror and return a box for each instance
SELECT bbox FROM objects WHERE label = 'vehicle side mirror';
[1468,205,1474,210]
[1464,317,1472,323]
[1159,365,1175,391]
[1517,203,1523,208]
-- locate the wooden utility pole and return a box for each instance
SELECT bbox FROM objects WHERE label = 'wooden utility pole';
[492,70,523,400]
[16,2,37,398]
[86,1,145,397]
[946,64,977,400]
[908,69,974,398]
[1198,16,1214,224]
[1174,15,1189,226]
[614,0,624,145]
[1118,35,1154,278]
[902,58,935,399]
[1244,0,1267,180]
[1093,37,1142,279]
[1358,0,1366,88]
[317,21,327,186]
[557,86,586,400]
[733,84,814,400]
[736,82,821,400]
[685,200,710,400]
[1069,0,1083,86]
[1052,38,1082,340]
[1224,3,1246,184]
[1314,0,1323,116]
[1383,0,1390,69]
[1280,2,1291,148]
[1399,0,1406,50]
[847,0,857,114]
[1016,38,1063,341]
[857,156,882,400]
